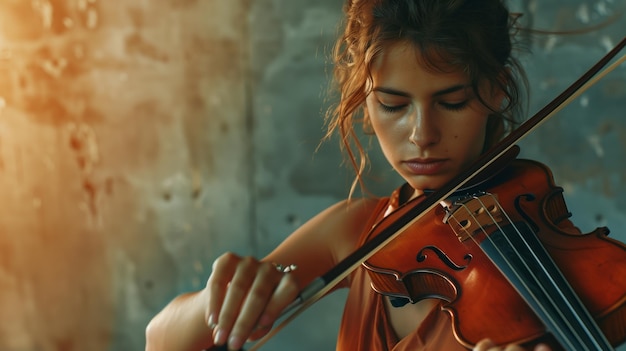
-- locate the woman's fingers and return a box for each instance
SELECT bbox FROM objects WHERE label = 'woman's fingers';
[204,254,298,350]
[473,338,523,351]
[474,339,551,351]
[246,270,300,341]
[474,338,498,351]
[206,253,240,328]
[225,261,287,349]
[213,256,260,346]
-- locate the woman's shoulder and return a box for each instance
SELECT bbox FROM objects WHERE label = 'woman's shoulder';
[264,196,391,287]
[301,196,390,255]
[311,196,389,235]
[276,196,389,252]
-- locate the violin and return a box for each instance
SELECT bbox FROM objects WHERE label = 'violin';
[363,148,626,350]
[242,37,626,351]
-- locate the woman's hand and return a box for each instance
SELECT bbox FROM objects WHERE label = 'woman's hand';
[206,252,300,350]
[473,339,552,351]
[145,252,300,351]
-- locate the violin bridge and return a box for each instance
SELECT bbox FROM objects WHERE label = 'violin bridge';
[443,193,504,242]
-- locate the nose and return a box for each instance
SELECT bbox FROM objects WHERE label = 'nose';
[409,105,440,148]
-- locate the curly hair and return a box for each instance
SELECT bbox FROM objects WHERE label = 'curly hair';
[324,0,528,196]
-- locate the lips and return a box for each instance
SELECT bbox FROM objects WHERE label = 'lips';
[402,158,447,175]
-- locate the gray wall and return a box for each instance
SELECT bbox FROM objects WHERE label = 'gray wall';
[0,1,624,350]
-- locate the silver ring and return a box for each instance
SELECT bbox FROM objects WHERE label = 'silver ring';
[273,263,297,273]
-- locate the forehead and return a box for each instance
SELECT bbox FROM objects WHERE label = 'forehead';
[369,41,467,85]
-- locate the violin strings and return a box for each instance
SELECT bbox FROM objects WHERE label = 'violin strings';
[448,197,581,349]
[473,195,589,349]
[447,194,610,350]
[477,193,611,350]
[485,195,595,349]
[446,200,577,349]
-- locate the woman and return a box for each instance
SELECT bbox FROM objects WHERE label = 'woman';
[145,1,596,350]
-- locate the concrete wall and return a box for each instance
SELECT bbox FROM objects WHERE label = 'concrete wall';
[0,1,623,350]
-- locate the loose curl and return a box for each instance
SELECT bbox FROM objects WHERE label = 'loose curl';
[324,0,528,197]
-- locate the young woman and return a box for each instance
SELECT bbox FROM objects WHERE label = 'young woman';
[145,1,620,350]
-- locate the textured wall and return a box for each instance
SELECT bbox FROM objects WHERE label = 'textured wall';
[0,1,624,351]
[0,1,253,350]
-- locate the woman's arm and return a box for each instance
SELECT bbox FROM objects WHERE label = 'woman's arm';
[145,197,380,351]
[145,289,215,351]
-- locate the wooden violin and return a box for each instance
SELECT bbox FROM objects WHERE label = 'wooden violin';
[240,37,626,351]
[363,150,626,349]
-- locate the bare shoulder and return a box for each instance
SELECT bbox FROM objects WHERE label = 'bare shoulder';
[264,197,386,287]
[285,197,385,261]
[322,197,385,259]
[337,197,383,232]
[301,197,382,237]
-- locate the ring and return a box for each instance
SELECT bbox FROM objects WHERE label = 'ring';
[272,263,297,273]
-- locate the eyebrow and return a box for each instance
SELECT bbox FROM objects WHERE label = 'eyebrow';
[373,84,468,98]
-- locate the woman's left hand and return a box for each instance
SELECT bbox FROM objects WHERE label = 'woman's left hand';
[473,338,552,351]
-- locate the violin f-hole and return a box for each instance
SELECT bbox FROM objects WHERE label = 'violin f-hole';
[416,246,472,271]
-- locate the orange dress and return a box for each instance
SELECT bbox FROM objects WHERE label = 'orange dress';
[336,185,468,351]
[336,266,467,351]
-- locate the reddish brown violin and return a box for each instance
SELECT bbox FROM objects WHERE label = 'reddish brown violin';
[363,150,626,349]
[358,36,626,349]
[357,36,626,350]
[247,37,626,351]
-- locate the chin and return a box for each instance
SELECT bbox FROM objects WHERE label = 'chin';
[407,180,444,193]
[406,175,453,192]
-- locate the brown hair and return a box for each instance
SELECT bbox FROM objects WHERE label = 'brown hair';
[324,0,528,196]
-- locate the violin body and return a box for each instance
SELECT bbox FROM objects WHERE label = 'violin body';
[363,158,626,349]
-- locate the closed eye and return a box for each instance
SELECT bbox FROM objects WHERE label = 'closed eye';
[379,102,408,114]
[440,100,469,111]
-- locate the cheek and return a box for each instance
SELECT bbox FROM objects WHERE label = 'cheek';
[367,112,407,161]
[367,105,399,139]
[462,105,490,146]
[449,113,488,155]
[464,118,489,157]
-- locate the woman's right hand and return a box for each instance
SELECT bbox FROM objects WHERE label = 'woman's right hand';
[473,339,552,351]
[205,252,300,351]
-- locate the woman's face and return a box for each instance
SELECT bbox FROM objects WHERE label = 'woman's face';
[366,42,501,193]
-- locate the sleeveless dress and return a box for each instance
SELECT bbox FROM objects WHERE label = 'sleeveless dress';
[336,185,468,351]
